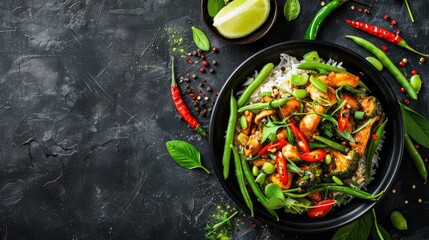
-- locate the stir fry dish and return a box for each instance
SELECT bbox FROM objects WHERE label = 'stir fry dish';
[223,51,387,219]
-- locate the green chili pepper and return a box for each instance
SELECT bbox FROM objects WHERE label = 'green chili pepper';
[390,210,408,230]
[296,62,348,74]
[238,98,288,113]
[222,91,237,179]
[303,51,320,62]
[365,119,387,180]
[346,35,418,100]
[313,135,347,153]
[404,132,427,183]
[230,144,254,217]
[241,155,279,221]
[365,56,383,71]
[304,0,348,40]
[237,63,275,107]
[309,75,328,93]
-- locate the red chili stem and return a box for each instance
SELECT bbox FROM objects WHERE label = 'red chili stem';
[345,19,429,57]
[170,57,208,137]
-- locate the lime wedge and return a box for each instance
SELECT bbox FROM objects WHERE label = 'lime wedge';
[213,0,270,39]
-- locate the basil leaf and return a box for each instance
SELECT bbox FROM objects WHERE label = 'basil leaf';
[265,183,285,200]
[166,140,210,174]
[399,102,429,148]
[284,0,301,21]
[261,119,284,143]
[207,0,225,17]
[192,27,210,51]
[264,197,285,209]
[332,211,373,240]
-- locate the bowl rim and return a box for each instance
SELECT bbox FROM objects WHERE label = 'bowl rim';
[200,0,279,44]
[209,40,404,233]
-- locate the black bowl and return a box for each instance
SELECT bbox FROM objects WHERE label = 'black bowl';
[201,0,278,44]
[209,41,404,233]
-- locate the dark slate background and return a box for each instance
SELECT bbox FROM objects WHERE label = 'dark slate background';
[1,0,428,239]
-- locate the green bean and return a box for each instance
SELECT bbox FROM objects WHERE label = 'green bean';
[304,0,347,40]
[296,62,348,74]
[346,35,418,100]
[241,155,279,221]
[222,91,237,179]
[230,145,254,217]
[308,141,328,150]
[237,63,274,107]
[283,185,382,200]
[365,119,387,180]
[309,75,328,93]
[238,98,288,113]
[404,133,427,183]
[313,135,347,153]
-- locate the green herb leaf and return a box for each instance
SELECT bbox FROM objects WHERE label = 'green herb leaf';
[332,211,373,240]
[283,198,308,214]
[261,119,285,143]
[207,0,225,17]
[371,224,391,240]
[166,140,210,174]
[283,0,301,21]
[264,197,285,209]
[265,183,285,200]
[192,26,210,51]
[399,102,429,148]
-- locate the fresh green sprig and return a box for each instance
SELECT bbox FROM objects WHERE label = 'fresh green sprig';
[204,211,238,239]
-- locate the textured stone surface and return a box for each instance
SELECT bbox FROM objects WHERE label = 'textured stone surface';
[0,0,428,239]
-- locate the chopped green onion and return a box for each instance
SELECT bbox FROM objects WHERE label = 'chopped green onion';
[310,75,327,93]
[354,111,365,120]
[290,74,309,86]
[303,51,320,62]
[293,89,307,99]
[239,115,248,129]
[252,165,259,177]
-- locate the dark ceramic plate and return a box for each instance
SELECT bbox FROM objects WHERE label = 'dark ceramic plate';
[200,0,278,44]
[209,41,404,233]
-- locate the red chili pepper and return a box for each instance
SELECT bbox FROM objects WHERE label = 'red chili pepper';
[170,57,208,137]
[307,199,336,218]
[338,99,350,132]
[289,123,310,153]
[300,149,327,162]
[345,19,429,57]
[275,151,288,186]
[258,140,288,156]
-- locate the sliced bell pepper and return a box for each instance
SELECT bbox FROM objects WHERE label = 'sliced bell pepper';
[300,149,327,162]
[288,123,310,153]
[275,151,288,186]
[338,98,350,132]
[258,140,288,155]
[307,199,336,218]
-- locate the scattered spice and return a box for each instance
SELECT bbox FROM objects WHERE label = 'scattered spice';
[392,189,397,193]
[415,144,420,150]
[209,68,216,73]
[411,69,417,75]
[402,58,408,63]
[321,1,325,7]
[202,61,209,67]
[405,200,409,204]
[212,60,218,65]
[200,67,206,73]
[383,15,390,21]
[357,8,363,13]
[395,29,401,35]
[411,184,416,189]
[418,198,423,203]
[419,57,426,64]
[404,99,410,105]
[399,61,406,67]
[364,9,370,14]
[381,45,388,51]
[192,74,198,79]
[390,19,397,26]
[201,53,206,59]
[213,47,219,53]
[400,87,406,93]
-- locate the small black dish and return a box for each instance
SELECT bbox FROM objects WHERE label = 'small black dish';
[209,41,404,233]
[200,0,278,44]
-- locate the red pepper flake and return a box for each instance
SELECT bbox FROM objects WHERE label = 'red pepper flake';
[383,14,390,21]
[395,29,401,35]
[215,91,219,96]
[201,53,206,59]
[381,45,388,51]
[186,58,194,64]
[357,8,363,12]
[202,61,209,67]
[213,47,219,53]
[364,9,370,14]
[390,19,397,26]
[415,144,420,150]
[399,61,406,67]
[200,67,206,73]
[424,158,428,164]
[411,69,417,75]
[404,99,410,105]
[189,93,196,98]
[400,87,406,93]
[372,134,379,140]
